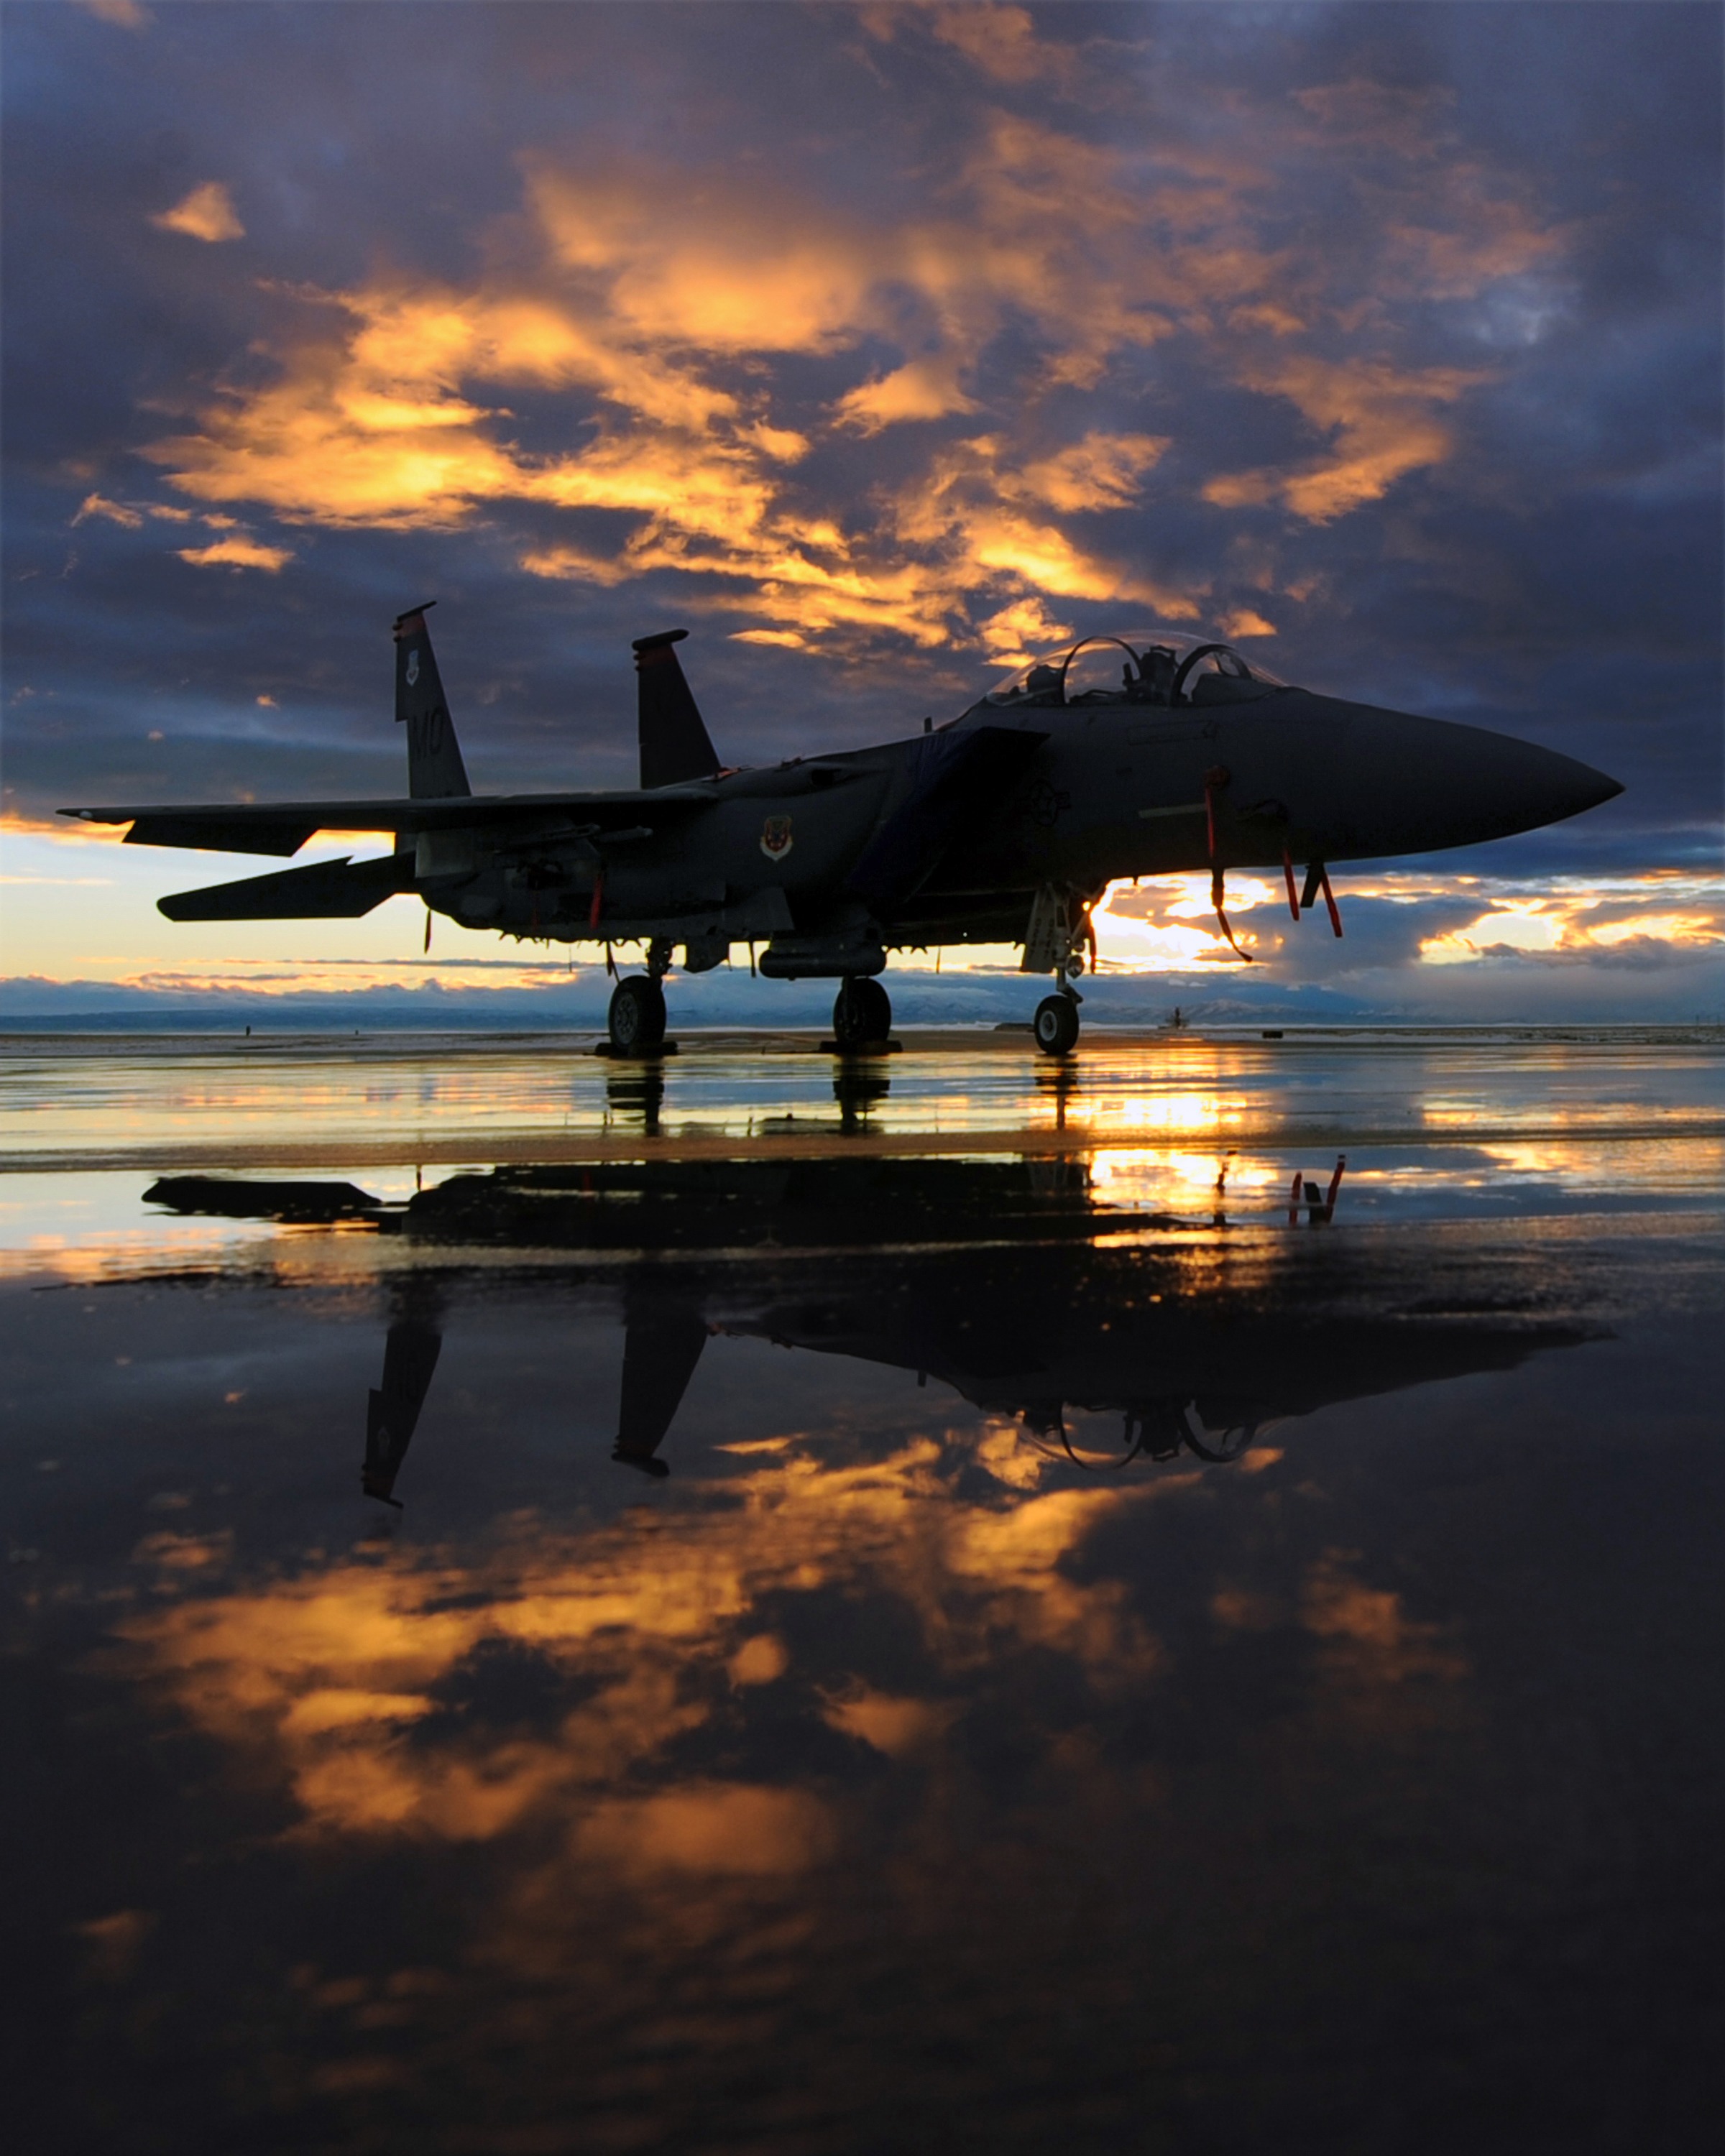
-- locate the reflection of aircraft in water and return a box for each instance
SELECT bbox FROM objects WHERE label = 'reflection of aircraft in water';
[362,1284,443,1507]
[148,1158,1591,1501]
[710,1227,1576,1473]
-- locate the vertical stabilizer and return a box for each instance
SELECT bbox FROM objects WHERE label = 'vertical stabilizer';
[364,1317,443,1505]
[394,603,472,798]
[613,1301,707,1476]
[633,629,721,790]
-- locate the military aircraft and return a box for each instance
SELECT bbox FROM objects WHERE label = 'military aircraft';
[65,607,1622,1054]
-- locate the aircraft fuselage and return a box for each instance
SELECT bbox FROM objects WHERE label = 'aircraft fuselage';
[426,683,1619,951]
[65,617,1624,1051]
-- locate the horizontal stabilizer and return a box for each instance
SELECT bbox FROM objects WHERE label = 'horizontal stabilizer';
[158,851,416,921]
[144,1176,382,1222]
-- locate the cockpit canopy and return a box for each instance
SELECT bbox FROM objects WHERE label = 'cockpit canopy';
[978,633,1289,714]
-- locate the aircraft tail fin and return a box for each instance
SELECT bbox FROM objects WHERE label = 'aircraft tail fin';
[633,630,721,790]
[365,1317,443,1506]
[394,603,472,798]
[612,1301,707,1477]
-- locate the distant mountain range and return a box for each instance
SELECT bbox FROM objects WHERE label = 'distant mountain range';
[0,969,1384,1033]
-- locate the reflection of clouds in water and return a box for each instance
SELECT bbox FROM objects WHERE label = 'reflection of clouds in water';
[1302,1551,1469,1689]
[121,1433,1181,1848]
[13,1032,1719,2141]
[118,1402,1487,1894]
[1090,1148,1280,1202]
[576,1784,835,1879]
[1040,1090,1251,1137]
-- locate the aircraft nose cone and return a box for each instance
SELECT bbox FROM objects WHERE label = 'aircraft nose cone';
[1508,737,1624,823]
[1441,726,1623,844]
[1314,704,1624,857]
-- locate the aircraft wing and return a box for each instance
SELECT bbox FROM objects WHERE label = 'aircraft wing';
[60,788,719,857]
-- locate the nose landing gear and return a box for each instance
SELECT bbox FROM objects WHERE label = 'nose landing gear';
[1033,992,1080,1056]
[1022,885,1093,1056]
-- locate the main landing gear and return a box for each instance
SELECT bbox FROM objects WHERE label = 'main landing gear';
[832,975,892,1050]
[606,938,672,1054]
[607,975,666,1052]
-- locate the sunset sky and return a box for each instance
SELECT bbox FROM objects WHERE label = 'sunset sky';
[2,0,1720,1023]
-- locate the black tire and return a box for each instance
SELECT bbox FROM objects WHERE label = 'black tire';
[832,975,892,1048]
[608,975,666,1053]
[1183,1419,1257,1465]
[1033,994,1080,1056]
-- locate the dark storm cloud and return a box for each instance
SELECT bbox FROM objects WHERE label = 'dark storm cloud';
[2,4,1718,947]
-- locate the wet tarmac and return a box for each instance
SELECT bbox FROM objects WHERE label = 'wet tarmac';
[4,1030,1722,2153]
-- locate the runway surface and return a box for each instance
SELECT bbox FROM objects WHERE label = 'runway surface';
[5,1029,1722,2152]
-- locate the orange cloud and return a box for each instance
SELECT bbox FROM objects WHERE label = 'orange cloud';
[1302,1549,1467,1686]
[175,536,293,571]
[977,596,1077,660]
[72,492,193,528]
[1013,433,1167,515]
[836,355,980,432]
[889,437,1197,619]
[927,6,1070,88]
[126,76,1569,645]
[1585,912,1723,949]
[1204,356,1487,522]
[75,0,152,31]
[152,181,244,244]
[1,807,132,843]
[1095,875,1275,972]
[1290,78,1457,151]
[1422,890,1725,964]
[71,492,143,529]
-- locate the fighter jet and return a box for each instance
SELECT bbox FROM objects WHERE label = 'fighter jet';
[63,608,1622,1054]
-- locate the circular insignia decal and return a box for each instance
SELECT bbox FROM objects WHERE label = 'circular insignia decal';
[1022,778,1071,829]
[760,814,794,861]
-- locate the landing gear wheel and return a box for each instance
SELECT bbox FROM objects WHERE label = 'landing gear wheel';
[1034,995,1080,1056]
[832,975,892,1049]
[608,975,666,1054]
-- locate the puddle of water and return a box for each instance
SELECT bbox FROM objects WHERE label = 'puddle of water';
[5,1035,1722,2152]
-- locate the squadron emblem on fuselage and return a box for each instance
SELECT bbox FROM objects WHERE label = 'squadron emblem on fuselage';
[760,814,793,861]
[1022,778,1072,829]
